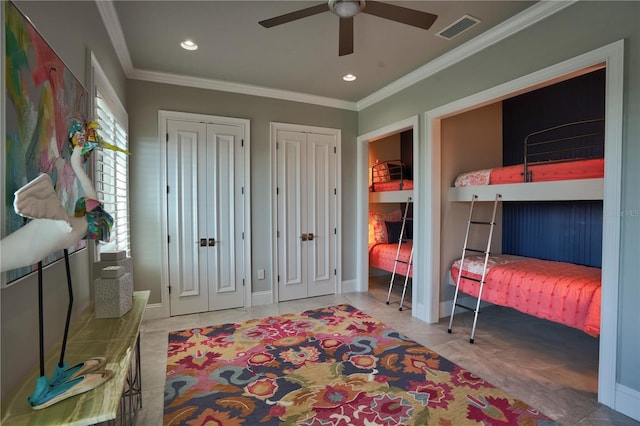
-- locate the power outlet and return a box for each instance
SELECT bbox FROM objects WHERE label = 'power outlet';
[257,269,265,280]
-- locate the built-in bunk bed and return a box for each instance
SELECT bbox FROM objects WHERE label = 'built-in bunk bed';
[448,116,604,338]
[368,130,414,306]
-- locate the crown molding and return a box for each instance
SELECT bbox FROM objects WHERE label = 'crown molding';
[129,68,358,111]
[95,0,133,75]
[96,0,574,112]
[356,0,576,110]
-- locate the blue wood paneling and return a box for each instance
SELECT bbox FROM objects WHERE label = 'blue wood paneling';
[501,69,605,267]
[502,202,602,267]
[503,68,605,166]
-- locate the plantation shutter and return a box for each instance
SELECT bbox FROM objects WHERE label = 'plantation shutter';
[94,91,130,256]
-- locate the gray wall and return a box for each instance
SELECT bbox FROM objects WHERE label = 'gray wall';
[2,0,638,413]
[1,0,126,399]
[126,80,358,303]
[358,0,639,395]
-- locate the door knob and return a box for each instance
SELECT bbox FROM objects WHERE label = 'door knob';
[307,233,314,241]
[199,238,207,247]
[300,233,308,241]
[208,238,216,247]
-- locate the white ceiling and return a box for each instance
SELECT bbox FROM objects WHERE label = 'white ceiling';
[102,1,539,108]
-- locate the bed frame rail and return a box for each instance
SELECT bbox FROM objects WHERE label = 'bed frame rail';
[523,118,604,182]
[371,160,409,192]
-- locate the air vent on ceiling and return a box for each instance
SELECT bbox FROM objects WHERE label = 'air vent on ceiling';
[436,15,481,40]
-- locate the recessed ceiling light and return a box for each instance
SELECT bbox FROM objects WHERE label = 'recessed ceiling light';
[180,40,198,51]
[343,73,357,82]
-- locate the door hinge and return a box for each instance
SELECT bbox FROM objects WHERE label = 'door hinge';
[276,142,279,149]
[241,186,244,195]
[334,188,337,195]
[168,235,170,244]
[242,232,245,240]
[241,139,244,147]
[166,133,169,142]
[242,278,245,287]
[277,275,280,282]
[168,285,171,294]
[276,187,279,195]
[167,185,170,194]
[334,228,336,235]
[277,230,280,238]
[334,146,336,154]
[334,269,337,276]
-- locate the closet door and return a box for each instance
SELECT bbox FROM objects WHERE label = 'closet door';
[167,119,244,316]
[276,130,337,301]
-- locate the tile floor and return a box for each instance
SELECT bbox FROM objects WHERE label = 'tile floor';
[137,281,639,426]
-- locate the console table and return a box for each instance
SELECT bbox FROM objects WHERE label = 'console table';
[1,290,149,425]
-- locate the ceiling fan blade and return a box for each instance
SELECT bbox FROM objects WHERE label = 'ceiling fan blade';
[259,3,330,28]
[362,0,437,30]
[339,17,354,56]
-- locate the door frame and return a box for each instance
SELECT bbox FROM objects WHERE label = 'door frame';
[270,122,342,303]
[355,116,419,293]
[159,110,252,317]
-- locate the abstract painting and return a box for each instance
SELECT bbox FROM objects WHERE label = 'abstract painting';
[3,1,88,284]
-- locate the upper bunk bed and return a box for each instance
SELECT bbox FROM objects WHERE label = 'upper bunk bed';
[369,160,414,203]
[449,118,605,202]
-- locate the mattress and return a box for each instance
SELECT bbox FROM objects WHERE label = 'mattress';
[370,180,414,192]
[450,254,601,336]
[454,158,604,187]
[369,241,413,278]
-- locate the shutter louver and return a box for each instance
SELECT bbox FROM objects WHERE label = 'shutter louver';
[94,92,130,257]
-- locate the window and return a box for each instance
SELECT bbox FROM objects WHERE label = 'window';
[92,56,130,257]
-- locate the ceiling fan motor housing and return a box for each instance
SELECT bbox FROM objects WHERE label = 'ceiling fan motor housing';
[329,0,366,18]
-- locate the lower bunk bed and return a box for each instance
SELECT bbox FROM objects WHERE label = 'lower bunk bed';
[369,241,413,278]
[368,208,413,310]
[449,254,601,337]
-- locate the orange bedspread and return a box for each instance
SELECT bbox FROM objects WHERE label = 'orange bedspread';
[370,242,413,278]
[454,158,604,187]
[450,255,601,336]
[370,180,414,192]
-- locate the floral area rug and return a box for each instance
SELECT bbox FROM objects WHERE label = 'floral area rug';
[164,304,559,425]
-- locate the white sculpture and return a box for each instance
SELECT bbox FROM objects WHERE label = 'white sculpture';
[0,120,128,409]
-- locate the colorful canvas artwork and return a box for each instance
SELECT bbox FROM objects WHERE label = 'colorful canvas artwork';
[3,1,88,284]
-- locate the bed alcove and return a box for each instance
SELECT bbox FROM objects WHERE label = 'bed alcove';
[367,129,415,308]
[421,41,623,408]
[356,116,419,306]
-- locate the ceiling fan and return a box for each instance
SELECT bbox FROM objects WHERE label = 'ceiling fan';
[259,0,438,56]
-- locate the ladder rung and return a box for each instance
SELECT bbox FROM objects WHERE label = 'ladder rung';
[395,260,411,265]
[464,248,487,254]
[454,303,474,311]
[469,221,494,225]
[460,275,483,283]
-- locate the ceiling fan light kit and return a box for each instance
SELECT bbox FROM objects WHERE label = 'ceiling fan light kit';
[329,0,365,18]
[259,0,438,57]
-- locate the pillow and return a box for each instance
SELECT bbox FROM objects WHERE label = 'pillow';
[372,163,391,183]
[369,210,402,244]
[385,220,413,244]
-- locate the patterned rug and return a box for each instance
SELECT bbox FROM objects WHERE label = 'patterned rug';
[164,304,559,425]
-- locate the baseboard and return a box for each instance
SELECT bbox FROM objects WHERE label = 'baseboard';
[252,291,273,306]
[341,279,358,293]
[614,383,640,421]
[143,303,164,321]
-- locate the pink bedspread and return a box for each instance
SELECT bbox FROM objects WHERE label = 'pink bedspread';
[370,242,413,277]
[454,158,604,187]
[370,180,414,192]
[450,255,601,336]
